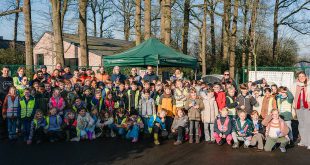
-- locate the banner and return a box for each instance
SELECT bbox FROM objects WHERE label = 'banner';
[249,71,294,90]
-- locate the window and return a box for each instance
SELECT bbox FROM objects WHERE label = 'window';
[64,58,78,67]
[37,54,44,65]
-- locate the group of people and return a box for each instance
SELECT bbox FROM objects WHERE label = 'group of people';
[0,64,309,153]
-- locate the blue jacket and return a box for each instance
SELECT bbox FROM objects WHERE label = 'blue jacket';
[111,74,127,83]
[46,115,62,131]
[148,115,166,130]
[143,73,158,82]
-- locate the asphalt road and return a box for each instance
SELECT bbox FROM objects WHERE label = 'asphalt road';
[0,137,309,165]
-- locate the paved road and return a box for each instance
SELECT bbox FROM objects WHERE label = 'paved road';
[1,137,309,165]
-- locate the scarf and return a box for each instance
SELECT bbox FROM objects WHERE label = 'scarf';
[297,87,309,109]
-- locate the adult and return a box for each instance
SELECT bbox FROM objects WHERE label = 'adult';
[292,71,310,149]
[130,67,142,84]
[55,63,65,75]
[40,65,51,80]
[63,66,73,80]
[96,67,110,83]
[30,70,46,86]
[13,67,25,89]
[0,66,13,139]
[143,66,158,83]
[111,66,127,84]
[221,70,237,89]
[170,68,184,82]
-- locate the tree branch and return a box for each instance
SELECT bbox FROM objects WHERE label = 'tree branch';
[0,7,23,17]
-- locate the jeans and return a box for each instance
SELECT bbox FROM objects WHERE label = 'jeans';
[189,120,199,136]
[232,132,251,146]
[165,116,173,132]
[126,124,140,139]
[21,118,32,141]
[176,126,185,141]
[296,108,308,146]
[203,122,214,141]
[110,124,126,136]
[7,118,17,139]
[284,120,293,141]
[142,117,150,134]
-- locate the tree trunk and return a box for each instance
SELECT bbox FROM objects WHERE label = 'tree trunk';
[223,0,231,63]
[135,0,141,44]
[79,0,88,66]
[124,12,130,41]
[248,0,259,71]
[51,0,65,66]
[24,0,33,70]
[144,0,151,40]
[12,0,20,49]
[201,0,207,75]
[273,0,279,64]
[229,0,239,79]
[90,0,97,37]
[60,0,68,30]
[181,0,190,54]
[164,0,171,46]
[210,0,216,67]
[242,0,248,68]
[160,0,165,41]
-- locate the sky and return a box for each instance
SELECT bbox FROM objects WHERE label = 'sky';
[0,0,309,58]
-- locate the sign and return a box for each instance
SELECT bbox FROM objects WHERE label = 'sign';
[248,71,294,90]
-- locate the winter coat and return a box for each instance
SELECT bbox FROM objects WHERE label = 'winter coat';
[236,94,258,114]
[171,115,188,130]
[201,95,219,123]
[184,98,204,121]
[158,94,176,117]
[262,114,289,137]
[214,115,232,135]
[139,96,156,117]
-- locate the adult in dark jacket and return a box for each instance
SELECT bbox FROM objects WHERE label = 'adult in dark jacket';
[143,66,158,83]
[111,66,127,84]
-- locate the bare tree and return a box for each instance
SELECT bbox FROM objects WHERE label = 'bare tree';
[242,0,248,68]
[89,0,98,36]
[164,0,171,46]
[229,0,239,78]
[12,0,20,49]
[98,0,113,38]
[24,0,33,69]
[201,0,207,75]
[222,0,231,63]
[160,0,165,41]
[79,0,88,66]
[144,0,151,40]
[135,0,141,44]
[60,0,69,30]
[248,0,260,70]
[181,0,190,54]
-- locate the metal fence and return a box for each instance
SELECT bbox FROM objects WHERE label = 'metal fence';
[242,66,310,83]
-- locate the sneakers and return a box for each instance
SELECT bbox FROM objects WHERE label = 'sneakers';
[307,146,310,150]
[154,140,160,145]
[70,137,80,142]
[132,138,138,143]
[232,142,239,149]
[174,140,182,145]
[298,142,305,146]
[280,147,286,153]
[189,135,193,144]
[243,144,249,149]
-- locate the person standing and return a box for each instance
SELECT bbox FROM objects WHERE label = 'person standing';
[143,66,158,83]
[111,66,127,84]
[0,66,13,140]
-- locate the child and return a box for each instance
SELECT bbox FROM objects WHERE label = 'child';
[27,110,47,144]
[2,86,20,141]
[109,109,127,138]
[184,88,204,144]
[277,87,294,142]
[105,92,115,115]
[126,81,141,114]
[236,83,257,117]
[253,88,263,116]
[75,108,95,141]
[171,108,188,145]
[158,85,176,133]
[262,109,290,152]
[213,108,233,145]
[63,111,77,141]
[201,88,219,142]
[72,97,87,113]
[91,90,104,112]
[174,80,188,108]
[249,111,265,152]
[96,111,114,138]
[213,83,226,111]
[46,108,63,142]
[124,112,144,143]
[139,89,156,134]
[115,83,127,110]
[225,87,238,119]
[19,88,37,142]
[232,110,253,149]
[148,110,167,145]
[260,88,277,119]
[82,88,93,111]
[49,88,65,116]
[88,108,99,140]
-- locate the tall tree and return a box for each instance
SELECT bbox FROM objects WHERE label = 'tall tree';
[135,0,141,44]
[89,0,98,36]
[181,0,190,54]
[79,0,88,66]
[201,0,207,75]
[144,0,151,40]
[229,0,239,79]
[248,0,260,70]
[12,0,20,49]
[242,0,248,68]
[24,0,33,68]
[222,0,231,63]
[208,0,216,67]
[50,0,65,66]
[160,0,166,41]
[164,0,171,46]
[98,0,112,38]
[60,0,68,30]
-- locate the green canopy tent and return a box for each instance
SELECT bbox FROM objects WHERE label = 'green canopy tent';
[103,38,199,73]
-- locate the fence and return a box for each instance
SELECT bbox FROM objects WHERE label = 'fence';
[242,66,310,83]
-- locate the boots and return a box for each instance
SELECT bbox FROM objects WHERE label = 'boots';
[154,133,160,145]
[65,131,70,141]
[195,135,200,143]
[189,135,193,143]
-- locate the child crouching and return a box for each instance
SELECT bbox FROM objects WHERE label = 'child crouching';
[63,111,77,141]
[213,108,233,145]
[232,110,253,149]
[46,108,63,142]
[124,112,144,143]
[249,110,265,152]
[27,110,47,144]
[148,109,168,145]
[73,108,94,141]
[171,108,188,145]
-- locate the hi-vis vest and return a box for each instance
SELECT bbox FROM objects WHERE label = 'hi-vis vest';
[20,98,35,119]
[45,115,62,129]
[226,96,236,116]
[128,90,140,110]
[91,98,104,111]
[33,118,46,129]
[6,95,20,118]
[262,96,274,116]
[148,114,158,133]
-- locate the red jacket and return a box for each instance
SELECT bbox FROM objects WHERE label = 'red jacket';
[105,99,115,112]
[215,91,226,111]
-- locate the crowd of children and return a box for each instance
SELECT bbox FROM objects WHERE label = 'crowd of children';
[1,65,309,153]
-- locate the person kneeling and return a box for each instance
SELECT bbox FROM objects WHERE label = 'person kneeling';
[27,110,47,144]
[213,108,233,145]
[249,111,265,152]
[232,110,253,149]
[263,109,289,153]
[46,108,63,143]
[124,112,144,143]
[148,109,168,145]
[171,108,188,145]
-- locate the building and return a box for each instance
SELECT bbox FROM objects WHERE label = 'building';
[33,32,134,71]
